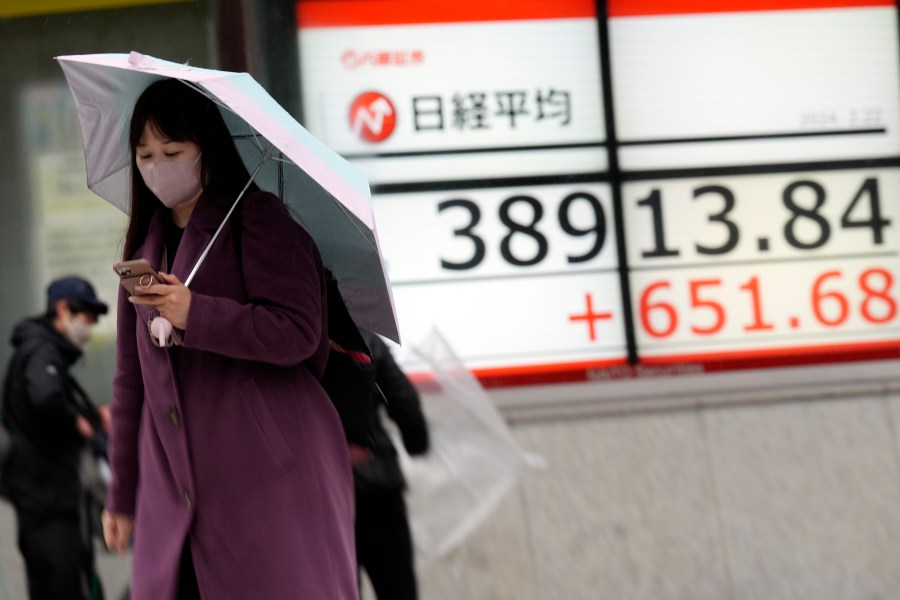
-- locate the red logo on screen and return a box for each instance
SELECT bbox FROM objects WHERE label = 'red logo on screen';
[349,92,396,143]
[341,50,424,70]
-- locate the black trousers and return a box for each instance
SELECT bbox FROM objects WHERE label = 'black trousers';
[355,486,418,600]
[16,510,92,600]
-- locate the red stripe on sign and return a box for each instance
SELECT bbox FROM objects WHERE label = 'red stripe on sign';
[472,358,628,379]
[297,0,596,28]
[641,339,900,366]
[408,341,900,388]
[486,343,900,386]
[407,357,628,390]
[608,0,894,17]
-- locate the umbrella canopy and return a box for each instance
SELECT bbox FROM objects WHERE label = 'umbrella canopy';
[56,51,399,342]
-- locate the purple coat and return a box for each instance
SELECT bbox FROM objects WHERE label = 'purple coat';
[107,191,359,599]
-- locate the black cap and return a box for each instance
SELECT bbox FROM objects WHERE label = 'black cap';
[46,276,109,316]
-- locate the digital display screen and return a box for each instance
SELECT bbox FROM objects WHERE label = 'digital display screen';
[297,0,900,387]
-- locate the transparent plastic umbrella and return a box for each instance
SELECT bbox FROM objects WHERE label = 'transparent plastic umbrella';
[401,329,544,567]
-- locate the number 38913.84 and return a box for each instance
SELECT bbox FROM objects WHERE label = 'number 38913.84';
[638,177,890,258]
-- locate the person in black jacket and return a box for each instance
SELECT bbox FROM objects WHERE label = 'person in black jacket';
[351,330,429,600]
[1,276,109,600]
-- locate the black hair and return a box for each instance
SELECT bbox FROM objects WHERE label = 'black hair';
[44,298,97,320]
[122,78,259,260]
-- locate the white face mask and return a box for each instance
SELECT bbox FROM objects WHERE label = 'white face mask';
[65,317,93,348]
[137,153,202,208]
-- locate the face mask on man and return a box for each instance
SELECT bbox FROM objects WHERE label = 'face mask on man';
[137,153,202,208]
[64,316,93,348]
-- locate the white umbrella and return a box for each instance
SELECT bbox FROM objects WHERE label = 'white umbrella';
[56,51,399,341]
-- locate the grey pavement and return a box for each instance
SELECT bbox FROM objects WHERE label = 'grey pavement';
[4,391,900,599]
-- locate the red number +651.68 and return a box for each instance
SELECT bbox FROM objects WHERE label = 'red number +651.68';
[639,268,897,338]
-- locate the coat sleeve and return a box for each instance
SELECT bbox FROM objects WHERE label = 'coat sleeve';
[367,333,429,456]
[181,192,328,370]
[21,345,80,444]
[106,285,144,516]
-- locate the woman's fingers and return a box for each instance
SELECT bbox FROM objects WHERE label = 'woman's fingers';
[158,271,184,285]
[129,272,191,329]
[132,282,170,297]
[102,510,134,557]
[118,518,134,556]
[101,510,114,547]
[101,510,119,552]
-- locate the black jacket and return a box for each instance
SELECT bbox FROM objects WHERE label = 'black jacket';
[354,331,429,490]
[1,317,93,515]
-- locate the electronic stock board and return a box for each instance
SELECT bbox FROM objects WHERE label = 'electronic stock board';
[297,0,900,389]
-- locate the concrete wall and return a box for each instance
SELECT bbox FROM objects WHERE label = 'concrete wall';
[416,390,900,600]
[3,389,900,598]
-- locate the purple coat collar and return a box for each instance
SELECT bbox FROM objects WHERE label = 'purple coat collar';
[135,193,234,281]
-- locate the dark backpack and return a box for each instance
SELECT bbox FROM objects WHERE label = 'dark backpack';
[319,271,378,448]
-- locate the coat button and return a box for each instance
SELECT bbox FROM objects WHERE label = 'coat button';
[169,406,181,428]
[183,488,193,509]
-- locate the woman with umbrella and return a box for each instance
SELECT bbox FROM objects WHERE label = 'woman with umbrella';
[101,79,359,599]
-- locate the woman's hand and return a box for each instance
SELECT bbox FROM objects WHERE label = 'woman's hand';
[102,510,135,557]
[129,272,192,329]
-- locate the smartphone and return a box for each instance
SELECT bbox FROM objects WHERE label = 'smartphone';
[113,259,161,295]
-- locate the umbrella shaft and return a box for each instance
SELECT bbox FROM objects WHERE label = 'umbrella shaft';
[184,153,270,287]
